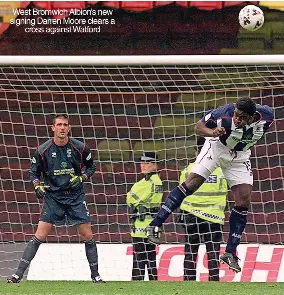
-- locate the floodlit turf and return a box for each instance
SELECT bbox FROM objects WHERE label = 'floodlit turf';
[0,281,283,295]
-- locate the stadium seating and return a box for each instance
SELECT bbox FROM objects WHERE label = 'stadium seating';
[33,1,51,9]
[237,24,271,49]
[159,165,180,183]
[271,21,284,49]
[86,1,99,5]
[91,163,113,184]
[51,1,86,10]
[133,141,165,162]
[223,1,258,7]
[223,1,244,7]
[113,162,141,183]
[189,1,223,10]
[259,1,284,11]
[23,1,284,12]
[48,1,87,19]
[174,91,240,110]
[168,21,204,49]
[120,1,154,11]
[153,115,195,138]
[102,1,120,8]
[237,36,266,50]
[97,139,131,161]
[130,20,170,52]
[175,1,189,7]
[89,114,155,140]
[164,139,196,162]
[154,1,176,6]
[20,1,31,9]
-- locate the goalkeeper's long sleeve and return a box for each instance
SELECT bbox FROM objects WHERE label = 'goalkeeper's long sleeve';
[82,145,96,179]
[29,149,43,184]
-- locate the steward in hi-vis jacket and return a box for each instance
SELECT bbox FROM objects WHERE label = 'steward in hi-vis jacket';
[178,137,227,281]
[127,151,163,281]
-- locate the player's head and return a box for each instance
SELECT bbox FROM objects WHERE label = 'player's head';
[234,98,256,128]
[52,114,70,140]
[194,137,205,156]
[139,151,158,174]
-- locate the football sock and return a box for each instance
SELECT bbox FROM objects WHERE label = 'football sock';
[85,238,99,277]
[226,206,248,255]
[15,236,43,278]
[150,182,192,227]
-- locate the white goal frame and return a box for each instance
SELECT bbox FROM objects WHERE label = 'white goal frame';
[1,55,283,282]
[0,54,284,65]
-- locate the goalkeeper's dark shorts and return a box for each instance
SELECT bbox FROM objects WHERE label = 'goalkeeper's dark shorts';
[39,191,91,225]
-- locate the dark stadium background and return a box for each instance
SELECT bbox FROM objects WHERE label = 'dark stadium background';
[0,1,283,55]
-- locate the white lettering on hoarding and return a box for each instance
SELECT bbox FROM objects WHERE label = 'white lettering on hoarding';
[27,244,284,282]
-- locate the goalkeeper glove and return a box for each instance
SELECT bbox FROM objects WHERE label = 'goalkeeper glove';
[69,174,87,189]
[34,185,46,199]
[146,226,161,245]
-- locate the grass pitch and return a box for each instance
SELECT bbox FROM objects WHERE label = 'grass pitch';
[0,281,283,295]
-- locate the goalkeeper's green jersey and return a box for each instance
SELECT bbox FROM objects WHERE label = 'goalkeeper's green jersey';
[179,163,227,225]
[127,172,163,238]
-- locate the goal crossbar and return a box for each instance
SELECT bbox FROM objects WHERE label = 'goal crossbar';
[1,55,284,65]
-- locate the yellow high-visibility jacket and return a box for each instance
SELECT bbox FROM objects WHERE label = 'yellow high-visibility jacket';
[127,173,163,238]
[179,163,227,225]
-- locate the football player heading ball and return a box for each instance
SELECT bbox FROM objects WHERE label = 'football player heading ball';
[147,97,274,273]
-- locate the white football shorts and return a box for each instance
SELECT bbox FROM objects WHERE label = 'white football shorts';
[191,138,253,188]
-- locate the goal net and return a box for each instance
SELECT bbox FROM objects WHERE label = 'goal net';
[0,56,283,281]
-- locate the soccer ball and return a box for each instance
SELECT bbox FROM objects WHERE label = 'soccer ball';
[239,5,264,31]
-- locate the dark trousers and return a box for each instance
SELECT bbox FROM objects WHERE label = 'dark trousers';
[183,214,222,281]
[132,237,157,280]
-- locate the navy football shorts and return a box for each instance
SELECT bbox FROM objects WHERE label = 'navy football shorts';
[39,192,91,225]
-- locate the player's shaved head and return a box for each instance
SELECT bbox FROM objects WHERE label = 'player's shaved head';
[236,98,256,116]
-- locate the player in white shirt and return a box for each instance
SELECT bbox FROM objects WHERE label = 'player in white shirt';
[147,97,274,273]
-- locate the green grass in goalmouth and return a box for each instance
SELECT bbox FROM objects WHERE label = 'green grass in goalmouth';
[0,281,283,295]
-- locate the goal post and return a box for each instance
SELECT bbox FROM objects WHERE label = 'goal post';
[0,55,283,281]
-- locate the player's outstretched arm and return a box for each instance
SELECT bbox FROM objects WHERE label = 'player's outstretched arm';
[195,120,226,137]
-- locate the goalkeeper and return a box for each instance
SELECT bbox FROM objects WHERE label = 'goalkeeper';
[127,152,163,281]
[147,98,274,273]
[7,114,105,284]
[177,137,227,281]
